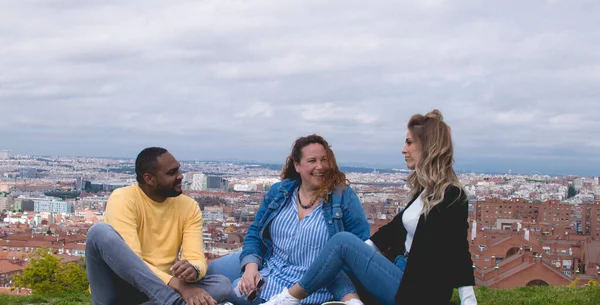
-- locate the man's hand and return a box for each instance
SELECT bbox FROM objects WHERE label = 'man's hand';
[171,259,198,282]
[169,278,216,305]
[180,286,217,305]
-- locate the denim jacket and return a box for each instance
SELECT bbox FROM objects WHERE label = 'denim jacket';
[240,179,370,269]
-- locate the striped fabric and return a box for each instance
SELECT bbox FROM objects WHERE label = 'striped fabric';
[259,187,332,304]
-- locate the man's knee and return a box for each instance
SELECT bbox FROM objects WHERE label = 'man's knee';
[86,223,119,248]
[203,274,233,302]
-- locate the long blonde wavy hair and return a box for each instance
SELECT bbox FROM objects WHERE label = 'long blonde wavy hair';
[406,109,463,216]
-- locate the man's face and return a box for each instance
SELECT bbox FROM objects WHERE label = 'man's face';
[150,152,183,198]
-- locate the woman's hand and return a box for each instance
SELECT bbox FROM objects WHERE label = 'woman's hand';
[239,263,262,296]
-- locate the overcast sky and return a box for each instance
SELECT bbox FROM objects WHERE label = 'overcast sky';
[1,0,599,176]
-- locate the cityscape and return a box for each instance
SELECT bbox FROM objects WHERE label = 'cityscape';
[0,149,598,295]
[2,0,599,303]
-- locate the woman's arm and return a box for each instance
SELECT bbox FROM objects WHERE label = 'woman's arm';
[439,185,476,287]
[239,185,277,270]
[459,286,477,305]
[342,186,371,240]
[369,212,405,253]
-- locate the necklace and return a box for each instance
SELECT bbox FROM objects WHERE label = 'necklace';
[297,190,313,209]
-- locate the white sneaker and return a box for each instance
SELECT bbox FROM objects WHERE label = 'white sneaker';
[260,288,301,305]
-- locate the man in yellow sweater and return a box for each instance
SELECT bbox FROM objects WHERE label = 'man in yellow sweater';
[86,147,231,305]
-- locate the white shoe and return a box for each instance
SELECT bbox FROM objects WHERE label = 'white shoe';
[260,288,301,305]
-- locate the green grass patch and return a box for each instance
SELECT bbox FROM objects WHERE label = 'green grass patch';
[0,291,91,305]
[451,286,600,305]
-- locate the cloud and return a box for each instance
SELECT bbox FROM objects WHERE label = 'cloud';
[1,0,599,175]
[234,102,273,118]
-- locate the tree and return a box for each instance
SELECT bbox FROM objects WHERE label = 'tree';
[568,186,577,199]
[194,195,228,210]
[12,247,89,294]
[55,258,89,292]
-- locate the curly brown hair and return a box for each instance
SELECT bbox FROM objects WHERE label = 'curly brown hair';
[281,134,348,203]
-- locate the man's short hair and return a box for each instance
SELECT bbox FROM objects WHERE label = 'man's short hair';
[135,147,168,184]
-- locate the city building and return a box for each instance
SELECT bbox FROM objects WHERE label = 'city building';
[475,198,600,239]
[189,173,206,191]
[84,181,131,192]
[206,175,227,190]
[34,200,73,214]
[0,261,23,287]
[203,206,224,221]
[0,150,9,160]
[0,197,8,211]
[15,199,34,212]
[18,168,38,179]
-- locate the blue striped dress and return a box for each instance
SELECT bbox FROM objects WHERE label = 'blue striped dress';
[259,187,333,304]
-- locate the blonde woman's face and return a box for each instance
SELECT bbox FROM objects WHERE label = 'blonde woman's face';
[402,130,422,170]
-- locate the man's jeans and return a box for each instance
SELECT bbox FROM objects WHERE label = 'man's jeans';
[206,251,358,305]
[86,223,232,305]
[205,251,263,305]
[298,232,406,305]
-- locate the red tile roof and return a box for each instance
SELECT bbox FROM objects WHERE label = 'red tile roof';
[0,260,24,273]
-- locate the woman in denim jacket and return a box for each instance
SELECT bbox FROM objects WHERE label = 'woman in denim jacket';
[260,110,477,305]
[206,135,370,305]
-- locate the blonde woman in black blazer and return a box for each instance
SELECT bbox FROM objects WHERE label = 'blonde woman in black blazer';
[261,110,477,305]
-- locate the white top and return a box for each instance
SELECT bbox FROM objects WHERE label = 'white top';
[402,194,423,253]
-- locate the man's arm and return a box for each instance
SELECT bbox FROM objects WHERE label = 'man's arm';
[104,189,174,284]
[178,200,208,282]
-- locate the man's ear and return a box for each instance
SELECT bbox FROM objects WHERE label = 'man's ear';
[143,173,155,186]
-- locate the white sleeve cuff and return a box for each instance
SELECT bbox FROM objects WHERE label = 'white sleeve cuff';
[458,286,477,305]
[365,239,378,251]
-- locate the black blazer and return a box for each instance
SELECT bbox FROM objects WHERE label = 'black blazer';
[370,185,475,305]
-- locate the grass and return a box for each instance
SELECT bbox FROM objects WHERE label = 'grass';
[451,286,600,305]
[1,286,600,304]
[0,291,91,305]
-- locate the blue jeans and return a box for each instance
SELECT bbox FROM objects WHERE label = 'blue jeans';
[206,251,358,305]
[298,232,405,305]
[205,251,263,305]
[86,223,232,305]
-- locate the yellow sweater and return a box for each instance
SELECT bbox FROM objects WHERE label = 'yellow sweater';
[104,184,207,285]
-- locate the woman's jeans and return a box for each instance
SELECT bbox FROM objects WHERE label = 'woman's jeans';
[206,250,359,305]
[298,232,406,305]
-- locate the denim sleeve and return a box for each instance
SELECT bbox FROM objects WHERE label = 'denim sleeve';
[239,185,277,270]
[342,186,370,241]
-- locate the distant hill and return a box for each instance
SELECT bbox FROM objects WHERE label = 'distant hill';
[254,163,401,174]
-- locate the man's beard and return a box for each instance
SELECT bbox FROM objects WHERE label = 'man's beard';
[157,183,182,198]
